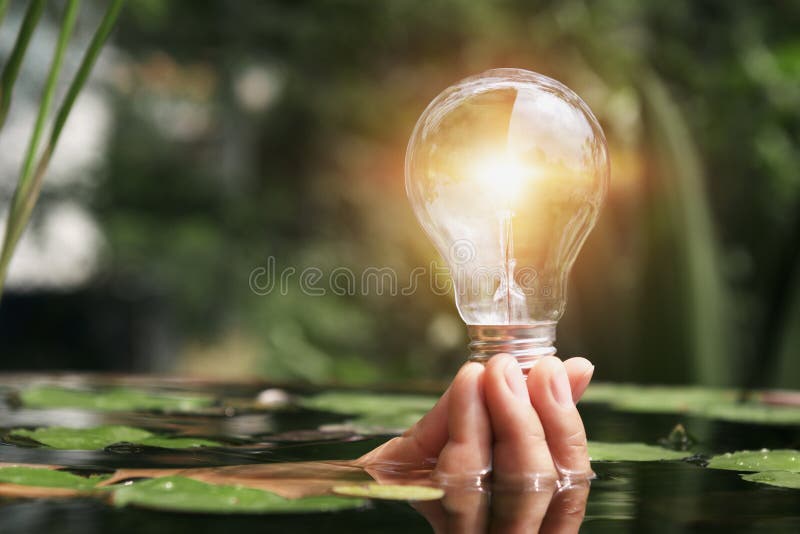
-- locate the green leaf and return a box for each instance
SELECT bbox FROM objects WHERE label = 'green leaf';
[11,426,154,450]
[582,383,800,425]
[702,403,800,425]
[333,483,444,501]
[582,383,732,413]
[9,425,222,450]
[112,476,367,514]
[588,441,693,462]
[19,386,214,412]
[0,466,105,490]
[706,450,800,472]
[0,0,46,128]
[137,437,222,449]
[321,412,425,435]
[741,471,800,489]
[300,392,436,416]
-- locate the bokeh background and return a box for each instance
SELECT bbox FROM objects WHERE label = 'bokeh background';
[1,0,799,389]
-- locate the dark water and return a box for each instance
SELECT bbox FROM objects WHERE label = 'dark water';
[0,376,799,534]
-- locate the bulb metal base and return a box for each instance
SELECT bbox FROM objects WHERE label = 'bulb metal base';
[467,324,557,369]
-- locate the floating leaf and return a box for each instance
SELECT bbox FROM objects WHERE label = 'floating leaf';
[11,426,153,449]
[0,466,105,490]
[701,403,800,425]
[333,483,444,501]
[137,436,222,449]
[112,476,367,514]
[706,450,800,472]
[588,441,693,462]
[9,425,221,450]
[19,386,214,412]
[300,392,436,417]
[302,392,435,435]
[321,412,424,435]
[582,384,732,413]
[741,471,800,489]
[582,383,800,425]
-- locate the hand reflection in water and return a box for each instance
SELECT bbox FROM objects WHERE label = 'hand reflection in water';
[359,354,595,533]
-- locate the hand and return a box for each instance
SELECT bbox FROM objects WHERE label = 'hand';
[358,354,594,533]
[360,354,595,483]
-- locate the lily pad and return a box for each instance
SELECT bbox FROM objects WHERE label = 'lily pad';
[113,476,367,514]
[19,386,214,412]
[137,436,222,449]
[0,466,105,490]
[9,426,222,450]
[321,412,425,435]
[706,450,800,472]
[300,392,436,417]
[582,383,800,425]
[333,483,444,501]
[588,441,694,462]
[702,403,800,425]
[302,392,435,435]
[741,471,800,489]
[582,384,733,413]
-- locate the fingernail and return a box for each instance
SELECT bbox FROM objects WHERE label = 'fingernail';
[551,364,572,408]
[504,359,528,401]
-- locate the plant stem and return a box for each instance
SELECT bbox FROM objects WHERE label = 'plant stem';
[0,0,46,129]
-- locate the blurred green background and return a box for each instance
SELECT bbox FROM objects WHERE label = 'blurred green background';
[1,0,799,389]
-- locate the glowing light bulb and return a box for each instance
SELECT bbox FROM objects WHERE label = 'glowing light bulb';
[405,69,608,368]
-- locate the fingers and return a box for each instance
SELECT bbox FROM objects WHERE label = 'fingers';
[434,362,492,481]
[484,354,557,480]
[528,356,593,477]
[564,357,594,403]
[358,385,452,469]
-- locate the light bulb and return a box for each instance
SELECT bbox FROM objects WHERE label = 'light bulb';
[405,68,608,368]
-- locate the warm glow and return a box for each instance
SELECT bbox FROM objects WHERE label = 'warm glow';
[469,152,537,204]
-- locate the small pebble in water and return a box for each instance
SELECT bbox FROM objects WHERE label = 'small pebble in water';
[257,388,291,407]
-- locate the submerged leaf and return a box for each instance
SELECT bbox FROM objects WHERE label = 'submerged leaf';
[19,386,214,412]
[0,466,104,490]
[588,441,693,462]
[706,450,800,472]
[741,471,800,489]
[9,425,221,450]
[112,476,367,514]
[333,483,444,501]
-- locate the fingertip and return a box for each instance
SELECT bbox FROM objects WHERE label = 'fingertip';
[564,357,594,403]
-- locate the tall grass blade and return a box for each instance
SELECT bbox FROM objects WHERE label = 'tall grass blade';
[0,0,45,129]
[0,0,126,294]
[0,0,11,30]
[18,0,80,197]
